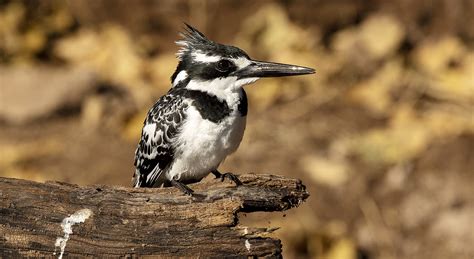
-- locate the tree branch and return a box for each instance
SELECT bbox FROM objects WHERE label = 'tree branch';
[0,173,309,258]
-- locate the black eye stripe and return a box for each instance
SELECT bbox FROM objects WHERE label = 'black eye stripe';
[179,57,239,80]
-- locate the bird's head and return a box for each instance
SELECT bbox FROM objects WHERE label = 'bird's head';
[171,24,315,95]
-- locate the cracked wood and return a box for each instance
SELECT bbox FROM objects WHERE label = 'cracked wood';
[0,173,309,258]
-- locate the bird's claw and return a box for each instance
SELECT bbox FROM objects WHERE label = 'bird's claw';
[212,171,241,186]
[221,173,243,186]
[171,179,195,196]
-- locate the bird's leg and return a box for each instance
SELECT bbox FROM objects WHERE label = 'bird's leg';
[211,170,243,186]
[170,179,195,196]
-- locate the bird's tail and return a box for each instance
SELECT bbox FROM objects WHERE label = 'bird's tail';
[131,170,141,188]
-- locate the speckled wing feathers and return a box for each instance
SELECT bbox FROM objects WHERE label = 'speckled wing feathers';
[133,91,188,187]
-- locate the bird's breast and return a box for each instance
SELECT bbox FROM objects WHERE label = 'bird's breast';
[168,105,246,182]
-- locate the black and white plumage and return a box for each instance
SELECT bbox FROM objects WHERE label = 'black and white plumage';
[133,24,314,193]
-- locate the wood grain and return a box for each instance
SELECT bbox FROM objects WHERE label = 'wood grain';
[0,174,309,258]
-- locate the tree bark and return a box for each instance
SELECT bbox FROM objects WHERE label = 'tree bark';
[0,173,309,258]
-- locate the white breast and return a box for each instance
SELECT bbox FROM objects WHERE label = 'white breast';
[166,105,246,182]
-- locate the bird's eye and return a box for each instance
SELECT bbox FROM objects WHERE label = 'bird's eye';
[216,59,233,72]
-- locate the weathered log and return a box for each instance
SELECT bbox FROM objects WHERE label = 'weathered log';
[0,173,309,258]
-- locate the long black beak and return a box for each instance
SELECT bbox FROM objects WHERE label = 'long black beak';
[232,60,315,78]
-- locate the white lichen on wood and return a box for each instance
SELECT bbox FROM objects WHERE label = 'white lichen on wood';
[245,239,251,251]
[54,208,93,259]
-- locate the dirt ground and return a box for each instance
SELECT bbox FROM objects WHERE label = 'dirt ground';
[1,1,473,258]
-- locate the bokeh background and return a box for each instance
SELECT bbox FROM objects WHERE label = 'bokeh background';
[1,0,473,258]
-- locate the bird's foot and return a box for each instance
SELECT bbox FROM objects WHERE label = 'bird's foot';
[170,179,195,196]
[211,170,242,186]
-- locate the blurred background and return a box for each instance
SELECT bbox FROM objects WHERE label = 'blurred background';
[0,0,473,258]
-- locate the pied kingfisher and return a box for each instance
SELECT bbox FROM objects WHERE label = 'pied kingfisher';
[133,24,314,195]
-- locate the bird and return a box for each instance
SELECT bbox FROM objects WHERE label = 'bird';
[132,23,314,195]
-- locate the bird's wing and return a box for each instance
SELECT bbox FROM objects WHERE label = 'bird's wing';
[133,92,188,187]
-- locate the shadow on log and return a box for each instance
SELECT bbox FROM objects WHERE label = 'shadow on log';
[0,173,309,258]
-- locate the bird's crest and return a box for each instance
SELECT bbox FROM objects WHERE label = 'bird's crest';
[176,23,213,60]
